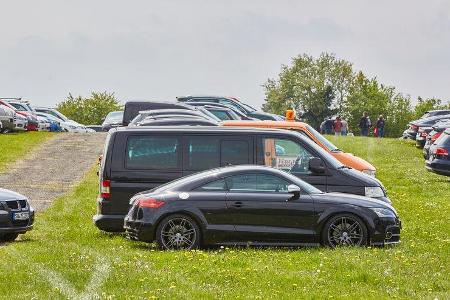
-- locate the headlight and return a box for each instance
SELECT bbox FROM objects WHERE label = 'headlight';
[370,207,396,218]
[362,169,376,177]
[365,186,384,198]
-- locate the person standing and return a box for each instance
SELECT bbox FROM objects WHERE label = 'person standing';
[359,112,371,136]
[341,118,348,136]
[376,115,385,138]
[333,116,343,136]
[324,117,334,135]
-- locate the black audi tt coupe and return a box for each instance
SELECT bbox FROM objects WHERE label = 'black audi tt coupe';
[124,165,401,249]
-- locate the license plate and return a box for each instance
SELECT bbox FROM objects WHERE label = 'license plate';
[13,212,29,221]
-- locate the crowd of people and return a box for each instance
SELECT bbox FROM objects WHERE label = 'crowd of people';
[320,112,386,137]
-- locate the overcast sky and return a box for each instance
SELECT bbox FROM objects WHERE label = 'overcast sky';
[1,0,449,109]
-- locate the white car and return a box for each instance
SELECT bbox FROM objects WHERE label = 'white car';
[13,113,28,131]
[35,109,90,133]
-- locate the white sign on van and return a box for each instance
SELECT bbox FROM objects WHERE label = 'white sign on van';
[276,156,298,169]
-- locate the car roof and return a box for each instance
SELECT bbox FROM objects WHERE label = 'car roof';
[221,120,308,129]
[114,125,297,135]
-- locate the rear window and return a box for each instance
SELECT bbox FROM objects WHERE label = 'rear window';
[436,132,450,146]
[126,136,180,169]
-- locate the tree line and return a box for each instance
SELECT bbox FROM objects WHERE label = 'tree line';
[262,53,450,137]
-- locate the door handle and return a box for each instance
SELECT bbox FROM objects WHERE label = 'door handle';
[231,201,243,208]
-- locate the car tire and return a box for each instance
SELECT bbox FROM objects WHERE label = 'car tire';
[0,233,19,242]
[155,214,201,250]
[321,213,368,248]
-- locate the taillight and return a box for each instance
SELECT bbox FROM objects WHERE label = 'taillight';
[420,132,428,137]
[100,180,111,198]
[434,148,449,156]
[431,132,442,141]
[138,198,165,208]
[410,124,418,130]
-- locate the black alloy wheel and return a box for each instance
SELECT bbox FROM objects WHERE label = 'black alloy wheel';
[156,214,200,250]
[322,214,367,247]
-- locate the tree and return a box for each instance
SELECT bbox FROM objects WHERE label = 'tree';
[412,97,449,119]
[56,92,122,125]
[262,53,353,129]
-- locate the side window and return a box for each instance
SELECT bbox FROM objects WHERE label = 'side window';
[221,140,249,166]
[126,136,179,169]
[209,110,232,120]
[259,138,315,174]
[187,136,220,170]
[218,99,246,114]
[196,179,227,191]
[226,174,291,193]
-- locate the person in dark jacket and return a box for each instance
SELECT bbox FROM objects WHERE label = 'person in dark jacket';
[359,112,371,136]
[376,115,385,138]
[324,118,334,134]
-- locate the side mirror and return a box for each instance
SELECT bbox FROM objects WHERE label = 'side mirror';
[287,184,301,199]
[309,157,326,174]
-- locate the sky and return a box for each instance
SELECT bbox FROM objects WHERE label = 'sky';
[1,0,449,109]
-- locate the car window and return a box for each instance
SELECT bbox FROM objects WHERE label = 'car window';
[195,179,227,191]
[218,99,247,114]
[221,140,250,166]
[126,136,180,169]
[187,136,220,170]
[209,110,232,120]
[9,103,26,111]
[259,138,315,174]
[226,174,291,193]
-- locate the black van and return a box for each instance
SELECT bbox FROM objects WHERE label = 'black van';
[94,127,389,232]
[122,101,195,126]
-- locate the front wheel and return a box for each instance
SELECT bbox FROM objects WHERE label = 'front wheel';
[155,214,201,250]
[322,214,368,247]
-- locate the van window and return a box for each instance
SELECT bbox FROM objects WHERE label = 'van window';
[187,137,220,170]
[259,138,315,174]
[126,136,179,169]
[221,140,250,166]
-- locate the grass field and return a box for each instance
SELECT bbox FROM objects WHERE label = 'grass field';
[0,131,54,171]
[1,136,449,299]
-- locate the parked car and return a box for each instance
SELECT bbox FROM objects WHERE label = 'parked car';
[404,114,450,140]
[122,101,195,126]
[0,188,34,242]
[6,101,39,131]
[185,102,256,120]
[177,95,284,121]
[415,126,433,148]
[94,126,389,232]
[124,165,400,249]
[222,120,376,176]
[86,125,103,132]
[423,120,450,159]
[129,108,218,126]
[426,128,450,176]
[137,118,219,126]
[34,108,88,133]
[36,115,51,131]
[102,111,124,132]
[35,112,64,132]
[0,105,15,133]
[421,109,450,119]
[0,100,30,132]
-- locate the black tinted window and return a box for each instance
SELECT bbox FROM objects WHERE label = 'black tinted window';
[126,136,179,169]
[187,137,220,170]
[210,110,232,120]
[196,179,227,191]
[226,174,290,193]
[221,140,250,166]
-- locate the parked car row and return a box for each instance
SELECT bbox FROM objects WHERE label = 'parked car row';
[94,97,401,250]
[0,98,92,133]
[401,109,450,176]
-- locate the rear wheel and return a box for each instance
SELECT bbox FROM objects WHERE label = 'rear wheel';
[0,233,19,242]
[156,214,201,250]
[322,214,367,247]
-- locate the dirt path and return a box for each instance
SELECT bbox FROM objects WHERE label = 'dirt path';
[0,133,106,211]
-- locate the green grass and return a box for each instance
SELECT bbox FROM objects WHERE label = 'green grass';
[0,131,54,171]
[1,137,449,299]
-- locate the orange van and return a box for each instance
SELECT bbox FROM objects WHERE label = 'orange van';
[221,120,376,176]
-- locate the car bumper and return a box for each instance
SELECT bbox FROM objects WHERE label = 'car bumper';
[123,205,157,243]
[426,159,450,176]
[93,214,126,232]
[0,210,34,234]
[370,217,401,246]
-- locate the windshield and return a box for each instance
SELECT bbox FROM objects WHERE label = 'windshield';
[305,125,341,152]
[105,111,123,123]
[238,101,257,112]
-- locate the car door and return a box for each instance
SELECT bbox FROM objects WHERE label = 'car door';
[225,173,316,244]
[256,136,327,191]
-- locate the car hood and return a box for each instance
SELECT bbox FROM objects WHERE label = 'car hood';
[312,192,395,210]
[0,188,27,201]
[338,167,384,187]
[332,152,375,172]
